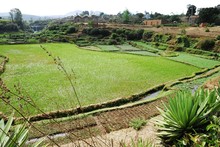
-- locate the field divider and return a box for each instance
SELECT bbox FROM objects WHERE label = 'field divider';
[0,55,9,75]
[164,65,220,90]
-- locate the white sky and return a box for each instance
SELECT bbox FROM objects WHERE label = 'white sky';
[0,0,219,16]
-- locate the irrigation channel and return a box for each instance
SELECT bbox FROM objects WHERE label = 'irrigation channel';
[27,65,220,145]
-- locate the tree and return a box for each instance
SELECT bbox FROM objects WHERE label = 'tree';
[169,15,181,23]
[150,12,163,19]
[135,13,144,23]
[9,8,23,29]
[198,7,220,24]
[80,11,89,16]
[186,4,196,18]
[122,9,131,24]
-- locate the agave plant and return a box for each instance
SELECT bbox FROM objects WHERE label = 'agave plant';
[0,113,42,147]
[155,89,220,145]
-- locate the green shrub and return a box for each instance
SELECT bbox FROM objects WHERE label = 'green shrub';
[176,36,190,47]
[66,26,77,34]
[153,33,163,42]
[205,27,210,32]
[27,38,39,44]
[156,89,220,145]
[216,35,220,40]
[129,118,147,130]
[108,39,118,45]
[181,29,186,35]
[182,36,190,47]
[142,31,154,41]
[197,39,215,51]
[123,138,154,147]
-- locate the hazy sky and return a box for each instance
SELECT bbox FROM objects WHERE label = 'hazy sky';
[0,0,219,16]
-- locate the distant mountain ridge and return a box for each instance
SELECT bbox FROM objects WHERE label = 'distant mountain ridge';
[0,10,102,21]
[0,12,64,21]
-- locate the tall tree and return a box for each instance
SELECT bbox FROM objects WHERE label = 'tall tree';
[186,4,196,17]
[9,8,23,29]
[80,11,89,16]
[122,9,131,24]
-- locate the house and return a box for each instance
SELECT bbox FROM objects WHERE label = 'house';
[73,15,82,23]
[143,19,162,26]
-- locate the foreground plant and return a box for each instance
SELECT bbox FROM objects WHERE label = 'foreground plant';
[129,118,147,130]
[155,88,220,145]
[0,113,43,147]
[121,138,154,147]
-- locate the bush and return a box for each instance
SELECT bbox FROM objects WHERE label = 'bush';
[48,24,59,31]
[155,89,220,145]
[197,39,215,51]
[89,28,100,36]
[142,31,154,41]
[153,33,163,42]
[108,39,118,45]
[27,38,39,44]
[176,36,190,47]
[181,29,186,35]
[129,118,147,130]
[205,27,210,32]
[216,35,220,40]
[99,29,111,37]
[66,26,77,34]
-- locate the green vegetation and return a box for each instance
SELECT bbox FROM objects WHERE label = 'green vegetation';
[0,43,200,116]
[197,39,215,51]
[127,51,159,56]
[129,118,147,130]
[124,138,154,147]
[156,89,220,146]
[116,44,140,51]
[0,113,42,146]
[133,41,160,53]
[168,53,220,68]
[97,45,120,51]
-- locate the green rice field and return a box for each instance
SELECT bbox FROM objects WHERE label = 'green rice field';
[97,45,120,51]
[0,43,201,115]
[168,53,220,68]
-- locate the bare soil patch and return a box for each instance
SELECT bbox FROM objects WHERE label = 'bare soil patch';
[29,97,168,145]
[203,76,220,90]
[106,24,220,38]
[62,116,162,147]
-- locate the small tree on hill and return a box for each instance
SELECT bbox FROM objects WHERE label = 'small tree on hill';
[122,9,131,24]
[9,8,23,29]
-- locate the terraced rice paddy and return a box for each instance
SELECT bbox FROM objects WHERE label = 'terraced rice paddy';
[0,43,201,116]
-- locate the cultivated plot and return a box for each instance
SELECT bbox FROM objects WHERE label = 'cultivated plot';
[0,43,200,115]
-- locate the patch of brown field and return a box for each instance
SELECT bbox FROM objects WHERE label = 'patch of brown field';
[203,76,220,90]
[28,96,168,146]
[105,24,220,38]
[62,116,162,147]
